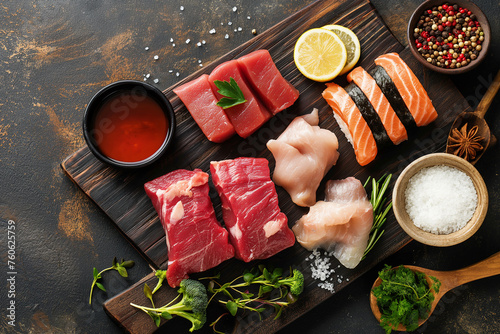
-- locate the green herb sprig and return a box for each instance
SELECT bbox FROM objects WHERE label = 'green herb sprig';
[203,265,304,333]
[89,257,134,304]
[362,174,393,260]
[372,265,441,333]
[214,77,247,109]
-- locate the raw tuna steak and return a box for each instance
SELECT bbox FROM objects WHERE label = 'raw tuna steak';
[210,158,295,262]
[173,74,235,143]
[237,49,299,114]
[209,60,271,138]
[145,169,234,287]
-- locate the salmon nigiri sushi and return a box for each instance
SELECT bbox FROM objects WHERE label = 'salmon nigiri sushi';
[374,53,437,126]
[347,67,408,145]
[322,83,377,166]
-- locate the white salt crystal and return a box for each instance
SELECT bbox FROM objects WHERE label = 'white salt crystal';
[238,27,242,31]
[228,21,232,26]
[168,70,173,73]
[405,165,477,234]
[145,73,150,78]
[144,46,149,51]
[172,43,176,47]
[209,28,216,34]
[176,72,180,77]
[180,5,184,11]
[185,39,190,44]
[232,6,237,12]
[247,16,251,20]
[202,40,206,44]
[196,42,202,47]
[153,55,159,60]
[153,78,159,83]
[198,59,202,63]
[225,34,229,39]
[170,38,174,43]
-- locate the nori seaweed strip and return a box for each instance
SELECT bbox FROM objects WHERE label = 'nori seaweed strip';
[345,83,392,149]
[370,65,417,130]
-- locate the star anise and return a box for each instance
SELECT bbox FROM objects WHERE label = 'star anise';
[448,123,484,161]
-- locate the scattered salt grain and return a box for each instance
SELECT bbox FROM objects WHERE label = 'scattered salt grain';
[168,70,173,73]
[153,78,159,84]
[185,39,190,44]
[405,165,477,235]
[196,42,202,47]
[221,22,224,26]
[234,29,237,32]
[225,34,229,39]
[176,72,180,77]
[172,43,176,47]
[199,64,203,67]
[228,21,232,26]
[209,28,216,34]
[153,55,159,60]
[247,16,251,20]
[170,38,174,43]
[143,77,147,81]
[180,5,184,11]
[145,73,151,78]
[232,6,237,12]
[144,46,149,51]
[238,27,242,31]
[198,60,202,63]
[202,40,206,44]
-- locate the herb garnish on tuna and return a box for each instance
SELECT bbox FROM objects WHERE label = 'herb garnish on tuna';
[214,77,247,109]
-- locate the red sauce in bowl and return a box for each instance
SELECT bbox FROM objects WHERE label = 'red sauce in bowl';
[92,93,168,162]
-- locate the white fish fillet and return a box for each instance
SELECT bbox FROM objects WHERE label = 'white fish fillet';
[292,177,373,269]
[267,109,340,207]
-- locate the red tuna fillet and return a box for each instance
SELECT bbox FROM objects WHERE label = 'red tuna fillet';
[209,60,271,138]
[173,74,235,143]
[210,158,295,262]
[145,169,234,287]
[237,50,299,115]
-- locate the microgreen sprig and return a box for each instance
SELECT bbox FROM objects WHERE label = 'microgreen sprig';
[89,257,134,304]
[362,174,393,260]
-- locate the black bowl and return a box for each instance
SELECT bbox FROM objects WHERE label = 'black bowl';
[407,0,490,75]
[82,80,176,169]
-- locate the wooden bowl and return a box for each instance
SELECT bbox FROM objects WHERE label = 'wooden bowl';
[407,0,491,75]
[393,153,488,246]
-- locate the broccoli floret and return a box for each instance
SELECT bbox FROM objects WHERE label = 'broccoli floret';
[132,279,208,332]
[278,269,304,296]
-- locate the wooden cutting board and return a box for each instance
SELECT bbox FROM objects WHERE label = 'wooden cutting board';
[61,0,472,333]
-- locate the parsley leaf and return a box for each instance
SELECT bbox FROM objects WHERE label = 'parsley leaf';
[372,265,440,333]
[214,77,247,109]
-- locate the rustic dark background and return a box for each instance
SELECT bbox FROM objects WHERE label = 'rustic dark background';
[1,0,499,333]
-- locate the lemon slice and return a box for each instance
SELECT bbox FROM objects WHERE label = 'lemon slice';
[294,28,347,82]
[322,25,361,75]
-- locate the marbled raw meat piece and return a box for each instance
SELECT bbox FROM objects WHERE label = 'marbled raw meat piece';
[266,108,340,207]
[292,177,373,269]
[210,157,295,262]
[144,169,234,287]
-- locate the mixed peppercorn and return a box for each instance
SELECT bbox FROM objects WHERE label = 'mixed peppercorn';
[413,3,484,69]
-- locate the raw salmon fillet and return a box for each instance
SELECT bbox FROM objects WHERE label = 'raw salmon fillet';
[237,49,299,115]
[292,177,373,269]
[374,53,437,126]
[322,83,377,166]
[173,74,235,143]
[210,158,295,262]
[144,169,234,287]
[347,67,408,145]
[209,60,271,138]
[267,109,339,207]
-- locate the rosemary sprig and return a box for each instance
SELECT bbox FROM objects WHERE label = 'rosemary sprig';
[362,174,393,260]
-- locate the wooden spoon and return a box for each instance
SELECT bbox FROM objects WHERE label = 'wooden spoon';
[446,70,500,164]
[370,251,500,332]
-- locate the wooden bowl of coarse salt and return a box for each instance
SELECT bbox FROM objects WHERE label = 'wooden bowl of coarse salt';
[393,153,488,246]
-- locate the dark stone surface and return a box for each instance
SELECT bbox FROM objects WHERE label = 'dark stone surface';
[0,0,498,333]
